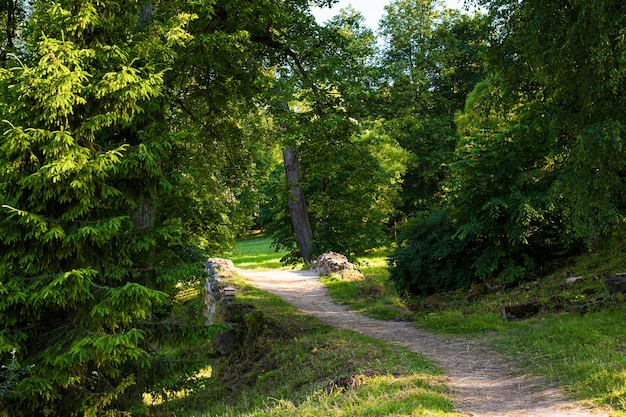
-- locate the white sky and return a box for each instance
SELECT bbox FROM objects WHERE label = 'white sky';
[311,0,482,31]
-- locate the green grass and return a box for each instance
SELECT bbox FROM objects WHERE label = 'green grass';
[494,308,626,413]
[149,279,462,417]
[226,234,294,270]
[219,234,626,415]
[322,248,414,321]
[418,309,515,333]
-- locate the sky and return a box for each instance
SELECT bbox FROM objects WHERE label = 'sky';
[311,0,481,31]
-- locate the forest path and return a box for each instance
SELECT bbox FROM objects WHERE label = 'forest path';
[238,268,608,417]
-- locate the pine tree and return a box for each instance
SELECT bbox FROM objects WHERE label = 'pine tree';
[0,2,211,415]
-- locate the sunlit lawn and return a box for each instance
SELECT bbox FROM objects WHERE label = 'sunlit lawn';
[226,234,294,270]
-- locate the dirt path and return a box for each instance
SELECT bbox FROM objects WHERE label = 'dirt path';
[238,268,608,417]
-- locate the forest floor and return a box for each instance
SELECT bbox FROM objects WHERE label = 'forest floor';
[238,268,610,417]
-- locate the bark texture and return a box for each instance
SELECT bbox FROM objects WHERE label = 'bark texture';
[283,147,315,264]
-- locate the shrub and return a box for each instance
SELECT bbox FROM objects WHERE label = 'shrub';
[389,210,475,295]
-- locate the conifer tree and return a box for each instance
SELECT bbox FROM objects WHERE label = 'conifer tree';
[0,1,212,415]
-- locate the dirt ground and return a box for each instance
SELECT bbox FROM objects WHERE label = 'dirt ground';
[238,268,610,417]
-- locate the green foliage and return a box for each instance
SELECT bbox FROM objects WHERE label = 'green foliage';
[446,77,579,283]
[0,2,215,415]
[378,6,491,294]
[0,349,34,402]
[479,0,626,242]
[377,3,488,214]
[389,210,475,295]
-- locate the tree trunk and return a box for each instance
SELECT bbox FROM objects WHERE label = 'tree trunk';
[1,0,19,65]
[283,147,315,264]
[131,197,157,269]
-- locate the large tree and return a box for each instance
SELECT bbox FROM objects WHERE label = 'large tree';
[377,0,488,215]
[261,7,407,263]
[1,0,377,412]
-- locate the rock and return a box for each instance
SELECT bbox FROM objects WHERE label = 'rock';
[501,301,540,321]
[312,252,363,281]
[211,303,257,355]
[206,258,236,279]
[423,293,445,309]
[313,251,354,275]
[466,278,503,301]
[205,258,237,325]
[466,281,487,300]
[565,276,583,285]
[606,273,626,295]
[222,287,237,298]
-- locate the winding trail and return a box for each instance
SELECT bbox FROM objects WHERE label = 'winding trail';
[238,268,608,417]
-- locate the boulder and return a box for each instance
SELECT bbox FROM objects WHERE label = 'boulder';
[312,252,363,281]
[501,301,540,321]
[313,252,353,275]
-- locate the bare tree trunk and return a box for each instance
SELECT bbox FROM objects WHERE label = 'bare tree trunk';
[283,147,315,265]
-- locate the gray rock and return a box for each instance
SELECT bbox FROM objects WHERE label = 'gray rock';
[606,273,626,295]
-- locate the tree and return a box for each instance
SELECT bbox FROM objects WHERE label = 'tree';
[0,0,25,65]
[260,7,407,263]
[0,2,215,415]
[377,0,488,215]
[283,147,316,264]
[391,0,626,294]
[482,0,626,242]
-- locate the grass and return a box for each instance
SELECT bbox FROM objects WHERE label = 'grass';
[226,233,293,270]
[214,234,626,415]
[321,248,414,321]
[148,280,462,416]
[494,309,626,412]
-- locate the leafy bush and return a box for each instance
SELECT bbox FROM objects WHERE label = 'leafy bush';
[389,210,475,295]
